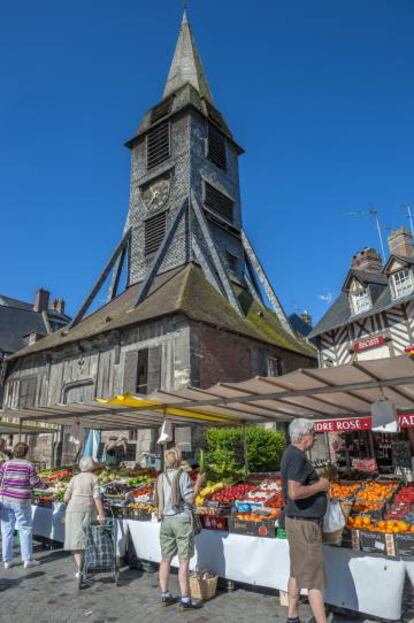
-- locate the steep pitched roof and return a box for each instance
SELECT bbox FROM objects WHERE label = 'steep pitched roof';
[8,264,314,361]
[309,259,414,339]
[163,10,214,104]
[0,296,69,355]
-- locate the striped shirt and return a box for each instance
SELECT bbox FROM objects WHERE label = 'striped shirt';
[0,459,45,502]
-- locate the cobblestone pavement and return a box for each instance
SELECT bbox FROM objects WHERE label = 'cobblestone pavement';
[0,542,411,623]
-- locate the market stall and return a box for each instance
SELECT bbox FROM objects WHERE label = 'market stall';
[6,354,414,620]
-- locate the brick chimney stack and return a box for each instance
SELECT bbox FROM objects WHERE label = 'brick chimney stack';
[52,298,65,315]
[33,289,50,313]
[351,247,383,273]
[388,227,414,258]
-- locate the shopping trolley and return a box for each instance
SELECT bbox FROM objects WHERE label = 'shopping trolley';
[78,511,119,588]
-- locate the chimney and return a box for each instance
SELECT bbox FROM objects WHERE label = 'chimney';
[52,298,65,315]
[388,227,414,258]
[351,247,383,273]
[300,310,312,327]
[33,288,50,313]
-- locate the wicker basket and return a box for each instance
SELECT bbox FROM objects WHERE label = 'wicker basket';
[190,570,218,601]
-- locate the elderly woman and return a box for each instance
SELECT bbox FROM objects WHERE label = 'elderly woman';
[0,442,46,569]
[64,456,105,577]
[154,447,205,610]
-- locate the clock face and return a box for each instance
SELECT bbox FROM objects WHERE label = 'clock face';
[143,178,170,213]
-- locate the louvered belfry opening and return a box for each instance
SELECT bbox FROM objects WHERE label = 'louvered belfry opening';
[150,96,173,124]
[204,182,234,222]
[205,101,224,128]
[144,210,168,255]
[147,120,170,169]
[208,122,226,170]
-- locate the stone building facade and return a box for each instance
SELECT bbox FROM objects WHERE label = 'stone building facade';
[3,11,315,464]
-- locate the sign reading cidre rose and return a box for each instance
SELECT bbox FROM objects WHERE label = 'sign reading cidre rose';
[353,335,386,353]
[314,417,372,433]
[398,413,414,429]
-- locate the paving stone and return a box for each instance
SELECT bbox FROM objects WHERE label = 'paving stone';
[0,542,412,623]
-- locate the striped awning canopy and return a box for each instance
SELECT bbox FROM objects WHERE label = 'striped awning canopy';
[2,355,414,430]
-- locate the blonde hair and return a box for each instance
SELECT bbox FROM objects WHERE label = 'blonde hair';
[164,447,182,470]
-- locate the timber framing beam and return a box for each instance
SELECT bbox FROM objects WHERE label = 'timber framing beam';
[241,230,294,336]
[69,229,131,329]
[132,200,188,308]
[191,192,243,316]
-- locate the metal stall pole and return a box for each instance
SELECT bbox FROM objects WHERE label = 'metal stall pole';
[243,424,249,476]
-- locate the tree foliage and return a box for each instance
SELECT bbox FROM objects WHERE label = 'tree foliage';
[202,426,286,482]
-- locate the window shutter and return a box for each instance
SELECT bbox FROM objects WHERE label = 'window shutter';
[208,123,226,169]
[19,377,37,408]
[147,345,162,394]
[145,211,167,256]
[151,96,173,124]
[147,121,170,170]
[204,182,233,222]
[123,351,139,393]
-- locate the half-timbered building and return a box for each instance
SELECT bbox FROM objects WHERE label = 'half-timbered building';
[309,227,414,367]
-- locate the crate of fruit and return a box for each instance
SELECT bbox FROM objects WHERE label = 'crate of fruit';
[201,515,229,531]
[359,530,396,557]
[229,513,277,538]
[396,532,414,558]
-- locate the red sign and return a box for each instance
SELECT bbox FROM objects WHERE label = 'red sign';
[314,416,372,433]
[399,413,414,429]
[353,335,386,353]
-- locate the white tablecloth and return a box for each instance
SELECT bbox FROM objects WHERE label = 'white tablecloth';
[31,507,407,620]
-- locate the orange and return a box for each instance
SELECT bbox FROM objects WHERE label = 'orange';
[362,516,371,526]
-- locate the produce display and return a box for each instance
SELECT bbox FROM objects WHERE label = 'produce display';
[31,459,414,557]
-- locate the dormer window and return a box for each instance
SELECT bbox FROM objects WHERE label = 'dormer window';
[351,289,371,315]
[392,268,414,299]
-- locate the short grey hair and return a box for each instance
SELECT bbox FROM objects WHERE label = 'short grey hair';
[79,456,95,472]
[289,418,315,443]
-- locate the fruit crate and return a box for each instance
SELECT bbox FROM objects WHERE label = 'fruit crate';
[396,533,414,558]
[111,505,128,518]
[229,516,276,539]
[127,508,152,521]
[359,530,397,557]
[200,515,228,531]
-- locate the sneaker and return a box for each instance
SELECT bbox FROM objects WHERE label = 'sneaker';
[24,560,40,569]
[4,562,13,569]
[161,594,178,607]
[179,600,202,611]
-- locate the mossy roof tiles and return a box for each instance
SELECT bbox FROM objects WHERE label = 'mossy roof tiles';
[8,263,314,361]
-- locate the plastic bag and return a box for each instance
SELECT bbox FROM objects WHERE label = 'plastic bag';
[323,500,345,534]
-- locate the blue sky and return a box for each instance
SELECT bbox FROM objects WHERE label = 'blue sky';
[1,0,413,324]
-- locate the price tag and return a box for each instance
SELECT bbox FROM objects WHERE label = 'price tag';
[374,541,385,551]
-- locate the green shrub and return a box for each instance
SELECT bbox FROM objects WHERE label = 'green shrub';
[202,426,286,482]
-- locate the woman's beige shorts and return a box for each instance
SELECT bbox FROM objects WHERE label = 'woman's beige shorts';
[285,517,326,591]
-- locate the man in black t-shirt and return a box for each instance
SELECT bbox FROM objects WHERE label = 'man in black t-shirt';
[281,419,330,623]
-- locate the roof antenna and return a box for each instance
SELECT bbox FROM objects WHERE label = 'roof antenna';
[345,205,386,262]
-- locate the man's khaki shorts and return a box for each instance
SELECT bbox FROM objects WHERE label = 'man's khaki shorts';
[285,516,326,591]
[160,514,194,562]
